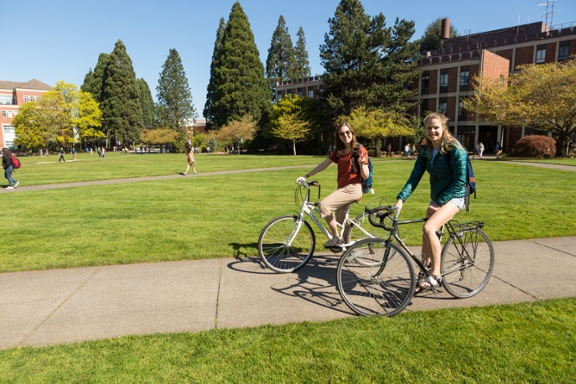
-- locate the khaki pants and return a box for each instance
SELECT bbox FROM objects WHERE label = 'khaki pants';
[319,183,362,224]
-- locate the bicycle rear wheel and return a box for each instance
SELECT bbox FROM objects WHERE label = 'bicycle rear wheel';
[336,239,415,316]
[258,215,315,273]
[441,228,495,298]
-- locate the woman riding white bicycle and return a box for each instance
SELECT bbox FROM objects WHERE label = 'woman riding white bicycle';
[296,122,369,248]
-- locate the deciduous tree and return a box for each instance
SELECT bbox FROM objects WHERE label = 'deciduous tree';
[464,58,576,156]
[270,94,312,155]
[13,81,102,150]
[214,114,258,154]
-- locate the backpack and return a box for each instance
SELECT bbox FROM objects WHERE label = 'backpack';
[445,150,476,211]
[351,144,374,194]
[11,154,21,169]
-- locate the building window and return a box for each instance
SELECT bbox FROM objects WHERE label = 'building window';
[7,111,12,118]
[0,95,13,105]
[308,89,314,98]
[5,141,14,148]
[458,97,467,120]
[3,125,15,134]
[459,66,470,91]
[24,96,29,102]
[439,69,449,93]
[1,111,5,117]
[558,41,570,61]
[421,71,430,95]
[438,98,447,114]
[297,88,303,97]
[277,92,283,100]
[536,45,546,64]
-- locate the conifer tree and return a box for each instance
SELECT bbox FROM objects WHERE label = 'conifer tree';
[101,40,143,145]
[138,78,155,128]
[209,2,270,129]
[320,0,420,117]
[420,17,459,54]
[265,15,295,96]
[80,69,94,94]
[156,48,195,136]
[204,17,226,129]
[290,26,311,79]
[89,53,111,103]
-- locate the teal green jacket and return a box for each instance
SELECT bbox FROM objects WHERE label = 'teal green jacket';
[397,143,467,206]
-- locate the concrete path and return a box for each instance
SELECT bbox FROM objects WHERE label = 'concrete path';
[1,236,575,349]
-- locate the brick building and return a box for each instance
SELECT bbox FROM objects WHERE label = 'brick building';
[0,79,52,148]
[276,20,576,153]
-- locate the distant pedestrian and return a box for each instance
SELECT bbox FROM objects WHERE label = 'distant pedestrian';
[2,148,19,189]
[183,145,197,175]
[386,143,392,157]
[101,147,106,158]
[72,148,77,160]
[478,142,485,158]
[404,143,410,157]
[58,148,66,162]
[568,139,574,158]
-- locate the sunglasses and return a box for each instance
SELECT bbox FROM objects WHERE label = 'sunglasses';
[339,130,352,137]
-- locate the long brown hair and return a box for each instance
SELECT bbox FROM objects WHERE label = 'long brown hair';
[1,148,11,161]
[423,113,462,154]
[335,122,360,156]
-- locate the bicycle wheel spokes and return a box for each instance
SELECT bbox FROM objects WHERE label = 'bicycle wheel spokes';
[337,239,414,316]
[258,215,315,273]
[441,229,495,298]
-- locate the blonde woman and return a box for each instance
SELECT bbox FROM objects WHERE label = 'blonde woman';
[184,145,196,175]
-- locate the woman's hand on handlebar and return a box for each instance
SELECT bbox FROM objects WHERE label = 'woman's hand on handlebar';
[394,199,403,215]
[296,176,307,184]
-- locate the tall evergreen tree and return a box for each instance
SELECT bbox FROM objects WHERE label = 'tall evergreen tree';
[137,78,155,128]
[420,17,459,54]
[156,48,195,136]
[101,40,143,145]
[80,69,94,94]
[320,0,420,117]
[265,15,295,97]
[209,2,270,129]
[204,17,226,129]
[290,26,311,79]
[90,53,111,104]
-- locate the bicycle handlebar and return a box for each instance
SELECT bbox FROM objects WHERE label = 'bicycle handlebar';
[364,205,398,231]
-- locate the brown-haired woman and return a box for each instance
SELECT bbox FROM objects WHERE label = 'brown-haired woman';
[2,148,19,190]
[296,122,369,248]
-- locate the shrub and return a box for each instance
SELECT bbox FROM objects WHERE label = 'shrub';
[513,135,556,158]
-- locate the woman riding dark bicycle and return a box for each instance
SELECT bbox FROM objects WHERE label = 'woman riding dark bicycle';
[394,113,468,292]
[297,122,369,248]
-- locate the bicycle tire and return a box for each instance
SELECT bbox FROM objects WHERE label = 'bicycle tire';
[342,211,399,244]
[258,215,315,273]
[440,228,495,298]
[336,238,415,316]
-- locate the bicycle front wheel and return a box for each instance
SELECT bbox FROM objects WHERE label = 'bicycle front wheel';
[441,229,495,298]
[336,239,415,316]
[258,215,315,273]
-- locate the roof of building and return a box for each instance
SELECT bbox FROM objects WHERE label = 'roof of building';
[0,79,52,91]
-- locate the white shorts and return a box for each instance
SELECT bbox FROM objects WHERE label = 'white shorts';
[430,197,466,211]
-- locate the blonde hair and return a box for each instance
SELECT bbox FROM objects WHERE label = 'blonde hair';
[423,113,462,154]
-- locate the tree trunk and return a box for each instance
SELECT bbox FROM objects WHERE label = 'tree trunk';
[293,140,297,156]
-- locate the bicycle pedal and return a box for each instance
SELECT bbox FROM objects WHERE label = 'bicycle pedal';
[329,246,343,253]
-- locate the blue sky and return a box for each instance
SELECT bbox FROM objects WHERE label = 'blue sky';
[3,0,575,118]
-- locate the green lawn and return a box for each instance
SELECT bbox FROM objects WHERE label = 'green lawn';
[1,155,575,273]
[1,298,574,383]
[2,154,575,382]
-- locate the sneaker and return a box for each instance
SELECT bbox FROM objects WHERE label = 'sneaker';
[14,181,19,188]
[324,237,342,248]
[6,186,14,190]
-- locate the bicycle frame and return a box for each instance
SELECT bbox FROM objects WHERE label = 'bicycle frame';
[295,181,375,250]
